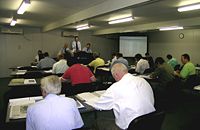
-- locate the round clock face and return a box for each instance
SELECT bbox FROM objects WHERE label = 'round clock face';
[179,33,184,39]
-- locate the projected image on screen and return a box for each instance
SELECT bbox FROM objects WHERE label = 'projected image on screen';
[119,36,147,57]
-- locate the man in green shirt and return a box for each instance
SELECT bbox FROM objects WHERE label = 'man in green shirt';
[175,54,196,79]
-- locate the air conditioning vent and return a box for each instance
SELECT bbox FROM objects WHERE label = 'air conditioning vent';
[1,27,23,35]
[61,31,78,37]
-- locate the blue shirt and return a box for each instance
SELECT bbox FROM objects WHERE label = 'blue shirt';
[26,94,84,130]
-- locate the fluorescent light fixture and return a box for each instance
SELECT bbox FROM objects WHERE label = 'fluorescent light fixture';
[178,3,200,12]
[10,18,17,26]
[108,16,134,24]
[17,0,30,14]
[76,24,90,31]
[159,26,184,31]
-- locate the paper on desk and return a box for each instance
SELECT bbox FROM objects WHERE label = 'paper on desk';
[137,74,152,79]
[76,92,100,107]
[24,79,37,84]
[193,85,200,91]
[10,78,25,83]
[92,90,106,97]
[16,70,27,75]
[44,70,52,73]
[9,98,35,119]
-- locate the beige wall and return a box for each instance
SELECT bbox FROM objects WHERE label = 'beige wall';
[0,28,118,77]
[148,29,200,65]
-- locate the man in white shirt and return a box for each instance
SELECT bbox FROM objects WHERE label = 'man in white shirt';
[82,43,92,53]
[72,36,81,53]
[135,53,150,74]
[93,63,155,130]
[26,75,84,130]
[52,54,69,74]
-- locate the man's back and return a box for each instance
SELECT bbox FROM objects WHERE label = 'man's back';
[37,57,56,69]
[62,64,94,85]
[94,73,155,129]
[52,59,69,74]
[26,94,83,130]
[136,59,150,74]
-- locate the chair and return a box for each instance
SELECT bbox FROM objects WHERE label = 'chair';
[127,110,165,130]
[184,74,200,89]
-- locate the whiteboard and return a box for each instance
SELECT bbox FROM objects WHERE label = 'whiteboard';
[119,36,147,57]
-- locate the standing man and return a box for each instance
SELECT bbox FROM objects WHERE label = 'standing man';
[93,63,155,130]
[26,75,84,130]
[72,36,81,53]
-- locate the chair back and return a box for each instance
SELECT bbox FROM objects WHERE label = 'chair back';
[127,110,165,130]
[184,74,200,89]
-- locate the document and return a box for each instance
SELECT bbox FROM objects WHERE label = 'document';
[9,98,35,119]
[76,92,100,106]
[92,90,106,97]
[16,70,27,75]
[76,100,85,109]
[137,74,152,79]
[193,85,200,91]
[24,79,37,84]
[10,78,25,83]
[44,69,52,73]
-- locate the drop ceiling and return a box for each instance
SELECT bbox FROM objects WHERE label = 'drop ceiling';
[0,0,200,35]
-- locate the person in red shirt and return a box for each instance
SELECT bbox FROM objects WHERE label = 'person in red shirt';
[61,58,96,85]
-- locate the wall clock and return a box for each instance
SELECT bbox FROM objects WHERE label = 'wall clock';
[179,33,184,39]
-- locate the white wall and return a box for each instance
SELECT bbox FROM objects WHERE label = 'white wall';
[148,29,200,65]
[0,28,118,77]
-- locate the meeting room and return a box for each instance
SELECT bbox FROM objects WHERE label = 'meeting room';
[0,0,200,130]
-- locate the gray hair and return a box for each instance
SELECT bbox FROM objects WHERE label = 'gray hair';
[111,63,128,76]
[40,75,61,94]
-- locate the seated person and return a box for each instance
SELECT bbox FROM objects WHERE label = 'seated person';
[32,50,44,65]
[61,58,96,86]
[37,52,56,69]
[145,52,154,69]
[93,63,155,130]
[82,43,92,53]
[135,53,150,74]
[52,54,69,74]
[26,75,84,130]
[150,57,175,87]
[112,52,129,69]
[110,52,117,65]
[88,52,105,73]
[174,53,196,79]
[166,54,178,69]
[59,43,72,60]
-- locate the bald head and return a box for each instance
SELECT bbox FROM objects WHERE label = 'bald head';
[111,63,128,81]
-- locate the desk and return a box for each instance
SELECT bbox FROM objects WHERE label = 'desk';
[5,95,95,123]
[196,67,200,75]
[10,70,52,78]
